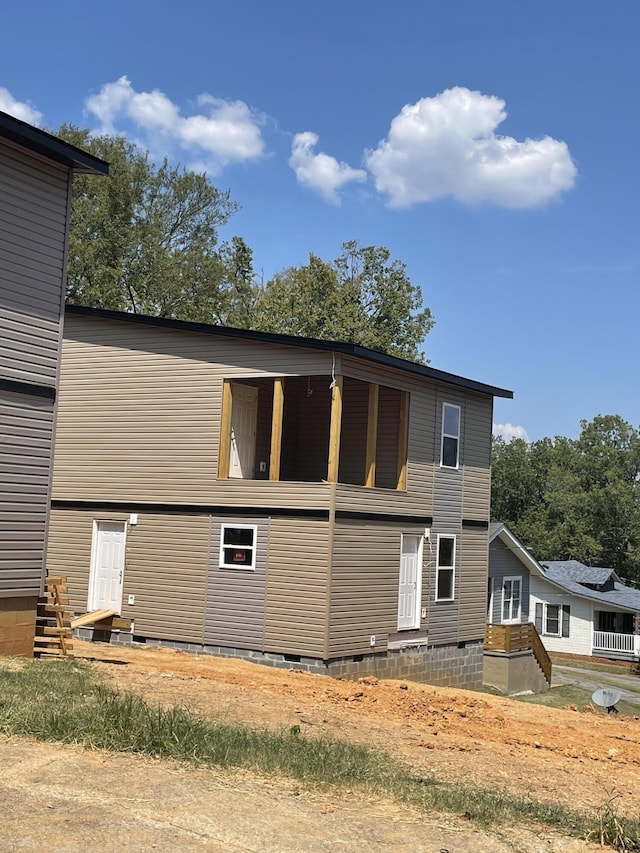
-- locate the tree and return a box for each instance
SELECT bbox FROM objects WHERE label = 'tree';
[251,241,434,362]
[491,417,640,582]
[57,125,245,323]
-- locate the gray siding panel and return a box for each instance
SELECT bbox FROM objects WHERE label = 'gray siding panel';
[488,537,530,623]
[0,139,68,388]
[0,391,54,596]
[205,516,268,649]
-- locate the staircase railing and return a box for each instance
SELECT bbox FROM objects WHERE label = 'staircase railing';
[484,622,552,685]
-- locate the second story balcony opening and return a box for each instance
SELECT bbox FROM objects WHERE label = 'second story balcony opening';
[218,375,409,490]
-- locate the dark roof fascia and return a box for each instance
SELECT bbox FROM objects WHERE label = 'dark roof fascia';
[65,304,513,399]
[0,111,108,175]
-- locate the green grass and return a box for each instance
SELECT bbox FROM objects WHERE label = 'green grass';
[1,658,639,850]
[514,683,640,717]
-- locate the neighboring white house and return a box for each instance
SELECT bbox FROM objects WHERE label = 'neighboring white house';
[489,524,640,661]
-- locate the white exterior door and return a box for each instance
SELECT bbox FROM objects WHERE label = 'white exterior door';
[89,521,126,612]
[501,576,522,623]
[398,535,422,630]
[229,385,258,479]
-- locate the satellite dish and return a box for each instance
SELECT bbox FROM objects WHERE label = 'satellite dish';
[592,688,622,709]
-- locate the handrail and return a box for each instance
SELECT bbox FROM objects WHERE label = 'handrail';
[485,622,552,685]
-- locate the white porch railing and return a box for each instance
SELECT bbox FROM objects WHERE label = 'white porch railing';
[593,631,640,656]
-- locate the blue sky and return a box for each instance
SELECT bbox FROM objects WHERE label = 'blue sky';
[1,1,638,442]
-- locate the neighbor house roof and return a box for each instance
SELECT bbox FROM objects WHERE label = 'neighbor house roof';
[541,561,640,613]
[0,110,109,175]
[65,305,514,399]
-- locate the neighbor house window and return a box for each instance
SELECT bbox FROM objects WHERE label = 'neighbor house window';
[219,524,257,570]
[441,403,460,468]
[501,576,522,624]
[435,535,456,601]
[535,602,570,638]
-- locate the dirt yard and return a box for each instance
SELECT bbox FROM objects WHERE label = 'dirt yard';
[3,638,639,851]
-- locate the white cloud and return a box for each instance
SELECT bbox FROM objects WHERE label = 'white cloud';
[289,131,366,205]
[0,87,43,126]
[365,87,577,209]
[85,76,264,173]
[493,423,529,443]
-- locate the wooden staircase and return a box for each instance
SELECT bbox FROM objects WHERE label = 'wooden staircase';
[34,574,73,657]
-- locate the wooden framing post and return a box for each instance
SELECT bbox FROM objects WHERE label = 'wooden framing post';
[326,375,343,483]
[269,378,284,481]
[364,383,379,488]
[218,380,233,479]
[396,390,409,490]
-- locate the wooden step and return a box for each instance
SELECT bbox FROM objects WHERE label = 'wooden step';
[70,609,117,629]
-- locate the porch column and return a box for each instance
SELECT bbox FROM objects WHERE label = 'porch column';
[364,383,379,488]
[396,390,410,490]
[326,375,343,483]
[269,378,284,481]
[218,380,233,479]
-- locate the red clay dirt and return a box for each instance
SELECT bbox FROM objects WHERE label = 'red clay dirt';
[3,638,638,852]
[77,639,640,815]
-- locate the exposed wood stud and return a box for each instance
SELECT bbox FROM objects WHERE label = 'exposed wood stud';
[269,378,285,481]
[396,391,410,490]
[365,383,379,488]
[218,380,233,479]
[326,374,343,483]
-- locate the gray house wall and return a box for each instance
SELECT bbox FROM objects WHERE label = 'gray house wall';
[0,118,106,657]
[488,536,531,623]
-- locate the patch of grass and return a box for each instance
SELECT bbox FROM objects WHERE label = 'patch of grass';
[514,684,639,716]
[1,659,639,850]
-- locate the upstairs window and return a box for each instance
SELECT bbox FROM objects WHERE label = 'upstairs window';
[219,524,257,570]
[435,535,456,601]
[441,403,460,468]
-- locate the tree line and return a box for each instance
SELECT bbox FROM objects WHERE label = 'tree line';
[59,126,433,363]
[492,415,640,583]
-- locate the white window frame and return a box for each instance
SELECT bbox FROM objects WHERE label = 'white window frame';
[501,575,522,624]
[440,403,461,469]
[219,523,258,571]
[435,534,456,602]
[544,603,561,636]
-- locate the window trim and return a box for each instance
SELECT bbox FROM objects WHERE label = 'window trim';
[440,403,461,469]
[219,523,258,571]
[435,534,456,602]
[544,603,561,636]
[501,575,522,624]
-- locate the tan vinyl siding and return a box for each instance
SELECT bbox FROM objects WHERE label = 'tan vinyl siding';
[458,527,489,641]
[264,517,329,657]
[205,516,267,649]
[0,139,68,387]
[462,392,493,520]
[0,392,54,596]
[329,521,427,656]
[47,509,209,643]
[53,315,337,506]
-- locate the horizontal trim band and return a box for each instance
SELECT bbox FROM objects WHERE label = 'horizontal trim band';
[0,377,56,401]
[52,499,330,519]
[461,519,489,530]
[52,500,434,527]
[335,510,433,525]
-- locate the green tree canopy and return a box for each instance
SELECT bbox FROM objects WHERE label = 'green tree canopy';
[491,415,640,582]
[251,241,434,362]
[57,125,249,324]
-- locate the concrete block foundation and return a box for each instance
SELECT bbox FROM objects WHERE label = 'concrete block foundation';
[76,628,485,690]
